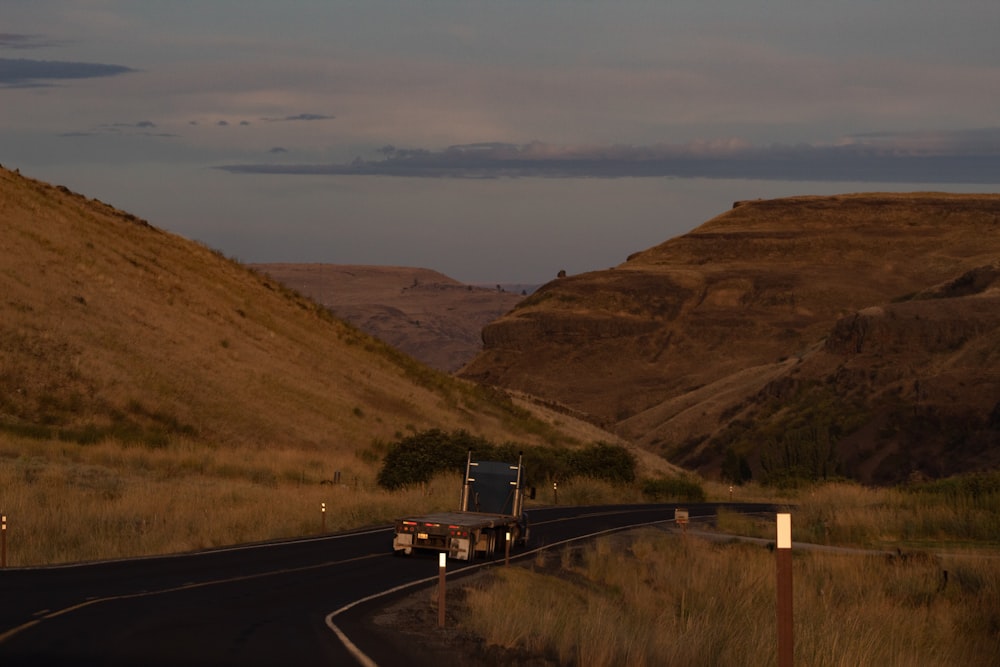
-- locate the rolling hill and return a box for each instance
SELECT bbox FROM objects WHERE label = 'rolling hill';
[460,193,1000,483]
[0,165,600,454]
[6,162,996,491]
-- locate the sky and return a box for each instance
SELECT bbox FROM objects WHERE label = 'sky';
[2,1,999,284]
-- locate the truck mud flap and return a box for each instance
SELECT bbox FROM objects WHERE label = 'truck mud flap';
[393,532,414,555]
[449,537,471,561]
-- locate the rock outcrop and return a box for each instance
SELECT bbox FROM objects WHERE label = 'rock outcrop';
[461,194,1000,483]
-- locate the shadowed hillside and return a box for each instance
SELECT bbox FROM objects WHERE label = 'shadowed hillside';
[461,193,1000,484]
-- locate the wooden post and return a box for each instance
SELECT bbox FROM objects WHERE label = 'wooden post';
[776,513,793,667]
[1,514,6,568]
[438,553,447,628]
[321,502,327,533]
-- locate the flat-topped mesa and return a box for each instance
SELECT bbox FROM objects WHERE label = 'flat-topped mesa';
[461,193,1000,483]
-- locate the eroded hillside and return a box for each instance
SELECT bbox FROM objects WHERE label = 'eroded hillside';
[461,193,1000,483]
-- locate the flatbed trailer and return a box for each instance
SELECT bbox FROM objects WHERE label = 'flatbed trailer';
[393,453,529,560]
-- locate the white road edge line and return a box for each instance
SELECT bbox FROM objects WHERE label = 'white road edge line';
[6,527,394,571]
[325,516,677,667]
[0,552,388,645]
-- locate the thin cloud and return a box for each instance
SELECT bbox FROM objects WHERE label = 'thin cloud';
[101,121,158,130]
[0,34,67,50]
[59,121,176,139]
[262,113,335,122]
[840,128,1000,155]
[217,130,1000,184]
[0,57,134,87]
[58,131,177,139]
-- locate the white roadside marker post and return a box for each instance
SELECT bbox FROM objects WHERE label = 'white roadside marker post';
[776,513,793,667]
[438,552,447,629]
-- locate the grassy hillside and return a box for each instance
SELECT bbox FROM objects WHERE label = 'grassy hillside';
[0,166,548,447]
[0,166,626,564]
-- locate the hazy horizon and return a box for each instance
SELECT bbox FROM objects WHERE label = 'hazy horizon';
[3,1,998,283]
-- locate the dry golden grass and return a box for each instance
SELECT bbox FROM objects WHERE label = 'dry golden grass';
[711,478,1000,550]
[0,431,469,565]
[0,429,651,565]
[792,482,999,549]
[463,528,1000,667]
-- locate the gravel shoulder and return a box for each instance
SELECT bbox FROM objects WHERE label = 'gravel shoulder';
[368,569,558,667]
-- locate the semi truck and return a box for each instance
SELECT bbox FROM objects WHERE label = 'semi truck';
[392,452,529,561]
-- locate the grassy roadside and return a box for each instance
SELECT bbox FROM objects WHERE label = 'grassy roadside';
[459,480,1000,666]
[715,479,1000,550]
[462,530,998,666]
[0,433,654,566]
[0,433,452,565]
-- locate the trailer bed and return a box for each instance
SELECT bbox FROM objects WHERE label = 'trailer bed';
[393,510,526,560]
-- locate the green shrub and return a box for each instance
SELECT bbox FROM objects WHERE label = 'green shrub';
[376,429,490,489]
[641,477,706,502]
[569,442,636,484]
[376,431,638,491]
[523,445,573,483]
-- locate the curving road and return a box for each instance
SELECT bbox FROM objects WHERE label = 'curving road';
[0,502,777,666]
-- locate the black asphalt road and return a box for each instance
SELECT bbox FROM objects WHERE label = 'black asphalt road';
[0,503,777,666]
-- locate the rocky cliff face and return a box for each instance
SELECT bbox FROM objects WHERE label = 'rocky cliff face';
[460,194,1000,483]
[803,266,1000,482]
